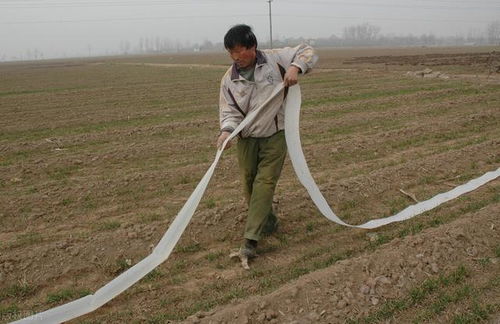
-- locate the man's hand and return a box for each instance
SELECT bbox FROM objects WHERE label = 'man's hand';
[217,131,233,150]
[283,65,300,87]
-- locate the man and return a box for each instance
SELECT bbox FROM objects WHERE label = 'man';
[216,24,317,267]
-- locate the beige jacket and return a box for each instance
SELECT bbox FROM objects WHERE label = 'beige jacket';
[219,44,318,138]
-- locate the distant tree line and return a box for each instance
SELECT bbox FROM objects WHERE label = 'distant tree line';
[123,21,500,55]
[1,21,499,62]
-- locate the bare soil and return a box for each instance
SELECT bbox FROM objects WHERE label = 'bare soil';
[0,46,499,324]
[343,51,500,67]
[187,202,499,324]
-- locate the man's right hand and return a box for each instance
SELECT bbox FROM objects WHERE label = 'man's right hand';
[217,131,233,150]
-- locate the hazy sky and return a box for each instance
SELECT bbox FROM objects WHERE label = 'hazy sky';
[1,0,499,60]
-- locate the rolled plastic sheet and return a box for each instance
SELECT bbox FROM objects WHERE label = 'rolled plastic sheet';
[12,84,499,323]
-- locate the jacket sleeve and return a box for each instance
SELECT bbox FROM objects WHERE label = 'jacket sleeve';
[219,79,243,133]
[274,44,318,74]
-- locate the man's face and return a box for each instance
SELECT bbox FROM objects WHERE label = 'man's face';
[228,45,256,69]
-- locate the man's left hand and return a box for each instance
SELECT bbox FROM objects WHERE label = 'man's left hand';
[283,65,300,87]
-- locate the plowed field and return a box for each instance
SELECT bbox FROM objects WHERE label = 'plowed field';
[1,46,499,323]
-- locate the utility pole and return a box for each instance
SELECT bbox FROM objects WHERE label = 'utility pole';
[267,0,273,49]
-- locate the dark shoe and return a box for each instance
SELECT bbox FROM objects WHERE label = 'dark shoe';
[241,239,257,258]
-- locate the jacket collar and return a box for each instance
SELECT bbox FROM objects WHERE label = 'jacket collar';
[255,50,267,65]
[230,49,267,81]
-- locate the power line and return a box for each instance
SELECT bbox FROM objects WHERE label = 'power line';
[1,0,498,6]
[0,1,234,8]
[0,0,246,6]
[0,0,227,1]
[409,0,500,4]
[275,14,491,24]
[0,14,491,25]
[286,0,500,6]
[0,2,217,8]
[0,0,499,9]
[0,0,496,3]
[284,0,500,11]
[0,14,268,25]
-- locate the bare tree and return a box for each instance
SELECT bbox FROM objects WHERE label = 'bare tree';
[155,36,161,52]
[486,21,500,45]
[144,37,151,52]
[201,40,214,51]
[420,33,437,46]
[119,40,131,55]
[138,37,144,53]
[163,37,174,52]
[343,23,381,45]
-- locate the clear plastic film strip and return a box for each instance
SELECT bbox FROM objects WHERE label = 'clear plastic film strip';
[13,84,499,324]
[284,86,500,229]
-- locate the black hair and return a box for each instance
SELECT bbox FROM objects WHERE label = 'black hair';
[224,24,258,50]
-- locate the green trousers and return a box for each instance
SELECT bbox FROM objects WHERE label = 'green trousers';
[237,130,287,241]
